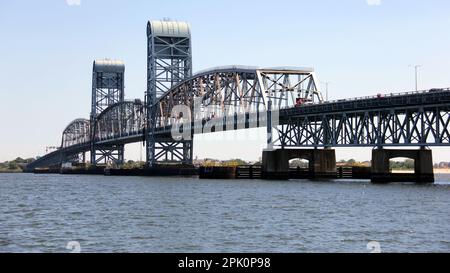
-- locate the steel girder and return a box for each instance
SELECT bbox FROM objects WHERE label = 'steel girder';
[275,93,450,148]
[90,59,125,165]
[146,20,193,166]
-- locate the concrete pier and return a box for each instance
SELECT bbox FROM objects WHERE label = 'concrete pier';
[371,149,434,183]
[262,149,336,180]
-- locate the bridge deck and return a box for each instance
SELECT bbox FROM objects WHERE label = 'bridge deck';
[281,88,450,118]
[26,88,450,171]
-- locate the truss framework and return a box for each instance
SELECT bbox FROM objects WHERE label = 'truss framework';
[60,119,90,164]
[276,105,450,148]
[154,67,322,133]
[90,59,125,165]
[31,88,450,171]
[95,100,145,142]
[146,20,193,166]
[61,119,90,148]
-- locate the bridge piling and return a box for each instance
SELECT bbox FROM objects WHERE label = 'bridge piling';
[371,148,434,183]
[261,149,337,180]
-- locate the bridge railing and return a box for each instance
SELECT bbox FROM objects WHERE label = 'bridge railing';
[318,88,450,105]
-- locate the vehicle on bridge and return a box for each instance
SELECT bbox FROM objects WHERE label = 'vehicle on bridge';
[295,97,312,107]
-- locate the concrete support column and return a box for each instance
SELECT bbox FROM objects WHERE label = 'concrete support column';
[416,149,434,183]
[262,149,336,180]
[371,149,434,183]
[312,149,337,178]
[261,149,290,180]
[371,149,391,176]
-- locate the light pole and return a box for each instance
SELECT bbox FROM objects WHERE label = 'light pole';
[322,81,331,101]
[409,65,421,91]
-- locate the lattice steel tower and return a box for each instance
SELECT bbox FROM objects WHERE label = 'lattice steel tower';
[90,59,125,166]
[146,20,193,166]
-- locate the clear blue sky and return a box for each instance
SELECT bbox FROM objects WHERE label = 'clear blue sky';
[1,0,450,162]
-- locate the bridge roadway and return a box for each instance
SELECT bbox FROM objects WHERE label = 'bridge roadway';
[26,88,450,171]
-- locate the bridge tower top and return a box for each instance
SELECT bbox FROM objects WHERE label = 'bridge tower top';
[91,58,125,119]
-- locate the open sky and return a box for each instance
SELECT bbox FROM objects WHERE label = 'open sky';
[1,0,450,163]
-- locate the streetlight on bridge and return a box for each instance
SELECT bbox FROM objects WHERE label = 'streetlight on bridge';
[409,64,422,91]
[321,81,331,101]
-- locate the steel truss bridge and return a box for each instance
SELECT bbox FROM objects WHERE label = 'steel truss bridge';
[26,20,450,171]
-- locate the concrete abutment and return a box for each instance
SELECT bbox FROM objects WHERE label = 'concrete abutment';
[262,149,337,180]
[371,148,434,183]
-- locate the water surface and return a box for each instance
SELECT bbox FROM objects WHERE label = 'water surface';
[0,173,449,253]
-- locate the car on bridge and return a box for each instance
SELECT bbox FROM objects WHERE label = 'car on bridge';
[295,98,313,107]
[429,88,444,92]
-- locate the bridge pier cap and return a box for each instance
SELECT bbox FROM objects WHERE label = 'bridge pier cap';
[93,59,125,73]
[147,20,191,38]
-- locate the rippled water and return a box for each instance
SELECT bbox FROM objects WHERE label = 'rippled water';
[0,173,449,253]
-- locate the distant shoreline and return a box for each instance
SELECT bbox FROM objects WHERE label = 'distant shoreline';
[392,169,450,174]
[0,170,23,174]
[433,169,450,174]
[2,169,450,174]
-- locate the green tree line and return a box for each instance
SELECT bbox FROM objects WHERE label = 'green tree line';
[0,157,35,172]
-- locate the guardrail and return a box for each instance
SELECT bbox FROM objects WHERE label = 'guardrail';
[319,88,450,105]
